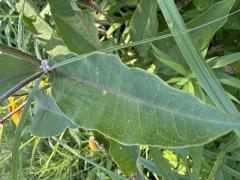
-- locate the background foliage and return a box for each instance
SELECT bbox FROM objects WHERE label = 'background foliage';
[0,0,240,179]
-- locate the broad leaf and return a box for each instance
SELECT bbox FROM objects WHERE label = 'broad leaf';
[130,0,158,56]
[49,53,240,147]
[0,53,39,97]
[47,0,101,54]
[30,93,77,137]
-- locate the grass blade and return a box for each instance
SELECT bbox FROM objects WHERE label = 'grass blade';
[11,74,44,180]
[157,0,238,115]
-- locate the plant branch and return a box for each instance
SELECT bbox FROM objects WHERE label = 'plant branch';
[0,101,26,124]
[0,72,44,104]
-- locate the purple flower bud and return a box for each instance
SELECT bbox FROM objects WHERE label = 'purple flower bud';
[40,59,50,73]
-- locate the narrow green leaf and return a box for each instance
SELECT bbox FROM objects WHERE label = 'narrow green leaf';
[130,0,158,56]
[208,136,240,180]
[53,138,127,180]
[30,93,77,137]
[151,43,189,76]
[49,53,240,147]
[138,157,162,177]
[157,0,238,115]
[0,53,39,97]
[189,146,204,180]
[215,71,240,89]
[212,52,240,68]
[47,0,101,54]
[11,75,44,180]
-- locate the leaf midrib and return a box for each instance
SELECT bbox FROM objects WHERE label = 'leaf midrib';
[54,70,239,127]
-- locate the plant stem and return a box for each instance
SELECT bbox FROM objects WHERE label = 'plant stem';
[0,72,43,104]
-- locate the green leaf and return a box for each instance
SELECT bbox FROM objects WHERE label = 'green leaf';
[130,0,158,56]
[150,148,177,179]
[138,157,162,177]
[16,0,53,43]
[12,75,44,180]
[193,0,214,11]
[47,0,101,54]
[0,53,39,97]
[91,131,140,177]
[188,0,235,54]
[153,0,237,68]
[54,138,127,180]
[109,140,140,176]
[157,0,238,114]
[49,53,240,147]
[30,93,77,137]
[212,52,240,69]
[16,0,70,57]
[151,43,189,76]
[215,70,240,89]
[207,136,240,180]
[188,146,204,180]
